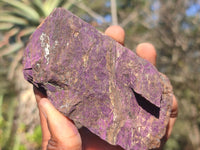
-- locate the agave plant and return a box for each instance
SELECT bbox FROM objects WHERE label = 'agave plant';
[0,0,78,79]
[0,0,108,148]
[0,0,77,149]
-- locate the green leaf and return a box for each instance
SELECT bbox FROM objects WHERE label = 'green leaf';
[0,23,13,30]
[0,6,37,23]
[0,95,3,120]
[27,125,42,145]
[17,27,36,39]
[63,0,76,10]
[14,8,40,23]
[30,0,46,17]
[43,0,61,16]
[0,0,40,21]
[0,42,24,57]
[31,0,42,6]
[0,15,27,25]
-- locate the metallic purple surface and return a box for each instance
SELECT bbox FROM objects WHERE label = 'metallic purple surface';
[23,8,172,149]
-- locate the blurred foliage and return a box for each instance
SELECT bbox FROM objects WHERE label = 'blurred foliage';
[0,0,75,149]
[0,0,200,150]
[0,94,18,149]
[0,0,75,81]
[26,125,42,149]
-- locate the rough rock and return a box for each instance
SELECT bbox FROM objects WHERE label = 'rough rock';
[23,8,172,150]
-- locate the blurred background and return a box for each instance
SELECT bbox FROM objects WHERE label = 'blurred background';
[0,0,199,150]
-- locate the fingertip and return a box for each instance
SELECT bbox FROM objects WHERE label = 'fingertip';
[105,25,125,45]
[136,42,157,66]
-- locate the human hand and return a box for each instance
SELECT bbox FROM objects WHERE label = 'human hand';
[136,43,178,143]
[34,87,124,150]
[34,87,82,150]
[105,25,178,145]
[33,26,177,150]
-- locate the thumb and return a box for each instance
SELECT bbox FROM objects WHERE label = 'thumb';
[39,98,82,149]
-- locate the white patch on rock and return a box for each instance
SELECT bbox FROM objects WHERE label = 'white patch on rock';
[40,33,50,64]
[60,103,68,109]
[55,40,58,46]
[40,33,59,65]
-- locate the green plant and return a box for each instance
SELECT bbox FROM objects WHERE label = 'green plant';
[0,0,75,80]
[0,94,4,145]
[0,95,18,149]
[27,125,42,147]
[0,1,75,149]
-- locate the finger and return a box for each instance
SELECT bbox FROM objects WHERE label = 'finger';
[170,95,178,118]
[136,43,157,66]
[33,87,51,149]
[105,25,125,45]
[166,117,176,140]
[165,95,178,140]
[39,98,82,149]
[33,86,46,103]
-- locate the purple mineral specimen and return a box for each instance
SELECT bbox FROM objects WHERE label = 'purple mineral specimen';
[23,8,172,150]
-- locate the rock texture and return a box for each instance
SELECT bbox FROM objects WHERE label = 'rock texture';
[23,8,172,150]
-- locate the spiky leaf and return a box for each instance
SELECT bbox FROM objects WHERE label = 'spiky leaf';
[0,0,40,21]
[43,0,61,16]
[0,15,27,25]
[0,43,23,57]
[0,23,13,30]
